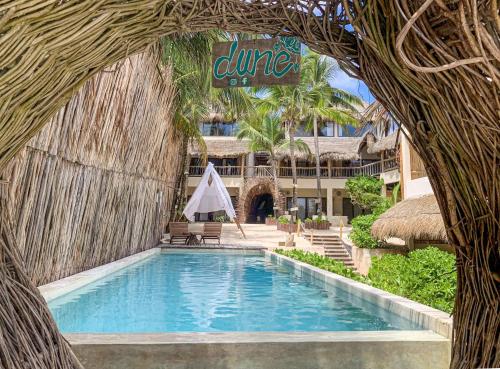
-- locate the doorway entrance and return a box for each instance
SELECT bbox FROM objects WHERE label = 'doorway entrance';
[248,193,274,223]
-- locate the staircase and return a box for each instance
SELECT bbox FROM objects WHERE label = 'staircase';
[306,234,355,269]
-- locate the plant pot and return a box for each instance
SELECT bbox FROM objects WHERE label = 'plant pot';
[277,223,297,233]
[265,218,277,226]
[306,221,331,230]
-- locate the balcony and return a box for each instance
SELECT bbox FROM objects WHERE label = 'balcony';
[189,166,241,176]
[189,158,399,178]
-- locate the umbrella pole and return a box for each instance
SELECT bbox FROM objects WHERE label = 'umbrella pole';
[235,220,246,239]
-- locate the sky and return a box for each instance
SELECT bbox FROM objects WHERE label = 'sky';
[329,67,374,104]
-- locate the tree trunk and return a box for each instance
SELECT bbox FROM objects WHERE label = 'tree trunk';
[170,136,189,221]
[358,42,499,369]
[288,122,298,223]
[0,189,84,369]
[313,116,322,215]
[270,154,280,218]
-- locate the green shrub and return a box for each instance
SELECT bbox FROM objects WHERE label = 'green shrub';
[305,218,313,223]
[345,176,385,211]
[350,213,379,248]
[349,199,391,249]
[267,215,275,220]
[275,249,366,282]
[214,215,226,223]
[278,215,290,224]
[369,247,456,313]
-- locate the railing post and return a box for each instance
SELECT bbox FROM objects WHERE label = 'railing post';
[327,159,331,178]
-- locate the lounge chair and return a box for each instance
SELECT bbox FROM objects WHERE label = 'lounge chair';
[201,222,222,245]
[169,222,190,245]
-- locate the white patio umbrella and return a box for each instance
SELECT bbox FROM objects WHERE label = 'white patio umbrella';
[183,163,245,238]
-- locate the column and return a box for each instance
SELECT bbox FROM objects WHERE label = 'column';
[246,152,255,177]
[240,154,245,178]
[327,187,333,218]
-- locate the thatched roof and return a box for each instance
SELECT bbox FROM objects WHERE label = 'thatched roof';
[189,137,251,158]
[278,137,363,161]
[367,131,399,154]
[371,195,447,242]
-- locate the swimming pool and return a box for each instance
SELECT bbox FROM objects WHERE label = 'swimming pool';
[48,250,422,333]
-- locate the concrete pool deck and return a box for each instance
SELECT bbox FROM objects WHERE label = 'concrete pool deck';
[68,331,450,369]
[39,247,453,369]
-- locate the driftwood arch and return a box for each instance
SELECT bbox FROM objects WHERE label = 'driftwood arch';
[0,2,498,369]
[237,177,284,223]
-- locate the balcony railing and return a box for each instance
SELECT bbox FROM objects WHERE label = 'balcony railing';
[189,166,241,176]
[189,158,398,178]
[383,157,398,171]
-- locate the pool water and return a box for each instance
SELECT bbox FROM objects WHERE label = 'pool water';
[49,251,421,333]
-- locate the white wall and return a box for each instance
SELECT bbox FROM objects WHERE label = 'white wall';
[400,133,434,199]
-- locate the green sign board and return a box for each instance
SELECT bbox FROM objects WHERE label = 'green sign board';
[212,37,301,88]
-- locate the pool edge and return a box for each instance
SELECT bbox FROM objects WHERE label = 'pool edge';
[39,248,161,302]
[265,250,453,339]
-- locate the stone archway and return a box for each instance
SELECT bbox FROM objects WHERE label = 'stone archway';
[237,177,284,223]
[0,2,498,369]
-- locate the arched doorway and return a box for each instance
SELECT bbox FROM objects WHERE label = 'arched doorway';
[237,177,283,224]
[248,193,274,223]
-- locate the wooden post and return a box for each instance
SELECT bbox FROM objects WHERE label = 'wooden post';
[240,154,245,178]
[235,219,246,239]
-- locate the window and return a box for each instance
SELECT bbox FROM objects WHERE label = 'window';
[337,124,357,137]
[286,197,327,220]
[320,122,334,137]
[199,122,239,136]
[294,125,313,137]
[295,122,334,137]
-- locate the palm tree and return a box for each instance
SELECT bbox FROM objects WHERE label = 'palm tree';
[237,113,310,216]
[255,83,309,221]
[161,32,254,219]
[301,53,363,215]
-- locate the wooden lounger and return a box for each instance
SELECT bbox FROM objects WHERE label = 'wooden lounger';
[169,222,190,245]
[200,222,222,245]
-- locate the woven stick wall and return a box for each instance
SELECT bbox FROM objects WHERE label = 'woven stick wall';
[1,47,183,286]
[0,1,498,369]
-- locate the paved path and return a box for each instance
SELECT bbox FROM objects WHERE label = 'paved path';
[184,223,322,253]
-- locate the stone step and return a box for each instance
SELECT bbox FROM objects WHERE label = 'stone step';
[325,252,350,257]
[308,234,340,240]
[325,254,351,258]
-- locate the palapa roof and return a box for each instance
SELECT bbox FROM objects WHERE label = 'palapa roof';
[277,137,364,161]
[189,137,251,158]
[190,136,365,161]
[371,194,447,242]
[367,131,399,154]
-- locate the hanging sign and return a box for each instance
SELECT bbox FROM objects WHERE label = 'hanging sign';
[212,37,301,88]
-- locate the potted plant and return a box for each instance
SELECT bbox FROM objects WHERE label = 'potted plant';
[277,215,297,233]
[265,215,277,226]
[304,218,313,229]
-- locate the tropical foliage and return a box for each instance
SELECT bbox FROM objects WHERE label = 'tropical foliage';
[161,32,254,157]
[250,51,363,217]
[275,249,365,282]
[346,176,400,249]
[369,247,456,313]
[301,53,363,214]
[345,175,386,211]
[275,247,456,313]
[237,113,309,213]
